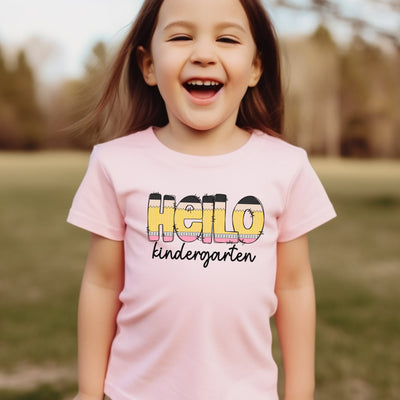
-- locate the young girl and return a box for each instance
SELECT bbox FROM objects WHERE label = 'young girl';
[68,0,336,399]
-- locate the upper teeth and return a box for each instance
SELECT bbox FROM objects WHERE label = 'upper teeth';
[186,80,220,86]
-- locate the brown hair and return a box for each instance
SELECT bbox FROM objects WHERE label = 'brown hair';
[85,0,284,141]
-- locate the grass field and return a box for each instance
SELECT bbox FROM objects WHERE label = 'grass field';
[0,152,399,400]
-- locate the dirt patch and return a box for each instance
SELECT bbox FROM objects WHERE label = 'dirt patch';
[347,378,376,400]
[0,364,75,390]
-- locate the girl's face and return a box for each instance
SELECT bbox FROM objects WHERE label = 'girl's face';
[139,0,262,133]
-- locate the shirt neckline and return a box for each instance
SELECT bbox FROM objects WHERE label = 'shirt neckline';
[148,126,260,166]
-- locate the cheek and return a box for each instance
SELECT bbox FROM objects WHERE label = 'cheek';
[227,51,258,77]
[153,49,186,81]
[230,63,257,89]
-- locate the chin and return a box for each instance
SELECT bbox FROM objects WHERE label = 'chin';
[183,119,225,132]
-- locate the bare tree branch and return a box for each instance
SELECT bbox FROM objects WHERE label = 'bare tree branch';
[268,0,400,47]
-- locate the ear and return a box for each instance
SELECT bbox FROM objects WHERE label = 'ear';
[137,45,157,86]
[248,52,263,88]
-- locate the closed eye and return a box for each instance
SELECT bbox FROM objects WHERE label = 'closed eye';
[217,37,240,44]
[168,35,192,42]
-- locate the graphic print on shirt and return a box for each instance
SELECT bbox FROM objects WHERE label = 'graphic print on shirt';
[147,193,265,267]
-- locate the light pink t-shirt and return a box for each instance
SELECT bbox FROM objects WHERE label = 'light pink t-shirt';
[68,128,336,400]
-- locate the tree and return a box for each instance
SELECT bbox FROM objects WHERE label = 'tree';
[283,25,341,156]
[0,44,20,149]
[273,1,400,157]
[46,41,110,149]
[282,23,400,158]
[268,0,400,48]
[0,46,44,150]
[13,50,44,149]
[340,36,399,157]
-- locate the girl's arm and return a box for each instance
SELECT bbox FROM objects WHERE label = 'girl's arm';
[274,234,316,400]
[75,233,124,400]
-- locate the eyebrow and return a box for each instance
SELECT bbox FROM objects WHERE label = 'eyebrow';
[163,20,247,33]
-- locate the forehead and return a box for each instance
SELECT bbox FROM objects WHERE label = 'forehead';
[156,0,251,31]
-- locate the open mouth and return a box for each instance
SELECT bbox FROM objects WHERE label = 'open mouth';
[183,79,223,99]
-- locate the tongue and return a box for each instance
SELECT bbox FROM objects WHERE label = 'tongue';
[189,89,217,99]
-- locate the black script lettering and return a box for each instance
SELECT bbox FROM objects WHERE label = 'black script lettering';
[151,242,256,268]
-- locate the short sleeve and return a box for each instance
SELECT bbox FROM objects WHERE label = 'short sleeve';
[277,151,336,242]
[67,146,125,241]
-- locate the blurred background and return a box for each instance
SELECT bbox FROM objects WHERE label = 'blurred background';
[0,1,399,399]
[1,0,400,155]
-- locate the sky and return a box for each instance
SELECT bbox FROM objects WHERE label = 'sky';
[0,0,143,84]
[0,0,397,85]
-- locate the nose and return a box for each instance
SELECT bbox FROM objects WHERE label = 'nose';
[190,39,217,66]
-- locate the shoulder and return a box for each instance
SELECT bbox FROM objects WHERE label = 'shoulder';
[93,127,154,156]
[84,127,155,180]
[250,130,308,171]
[89,127,155,168]
[252,130,306,155]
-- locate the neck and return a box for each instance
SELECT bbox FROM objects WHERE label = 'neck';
[155,121,251,156]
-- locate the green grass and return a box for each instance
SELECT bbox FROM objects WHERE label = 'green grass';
[0,383,77,400]
[0,152,89,399]
[307,159,400,400]
[1,153,399,399]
